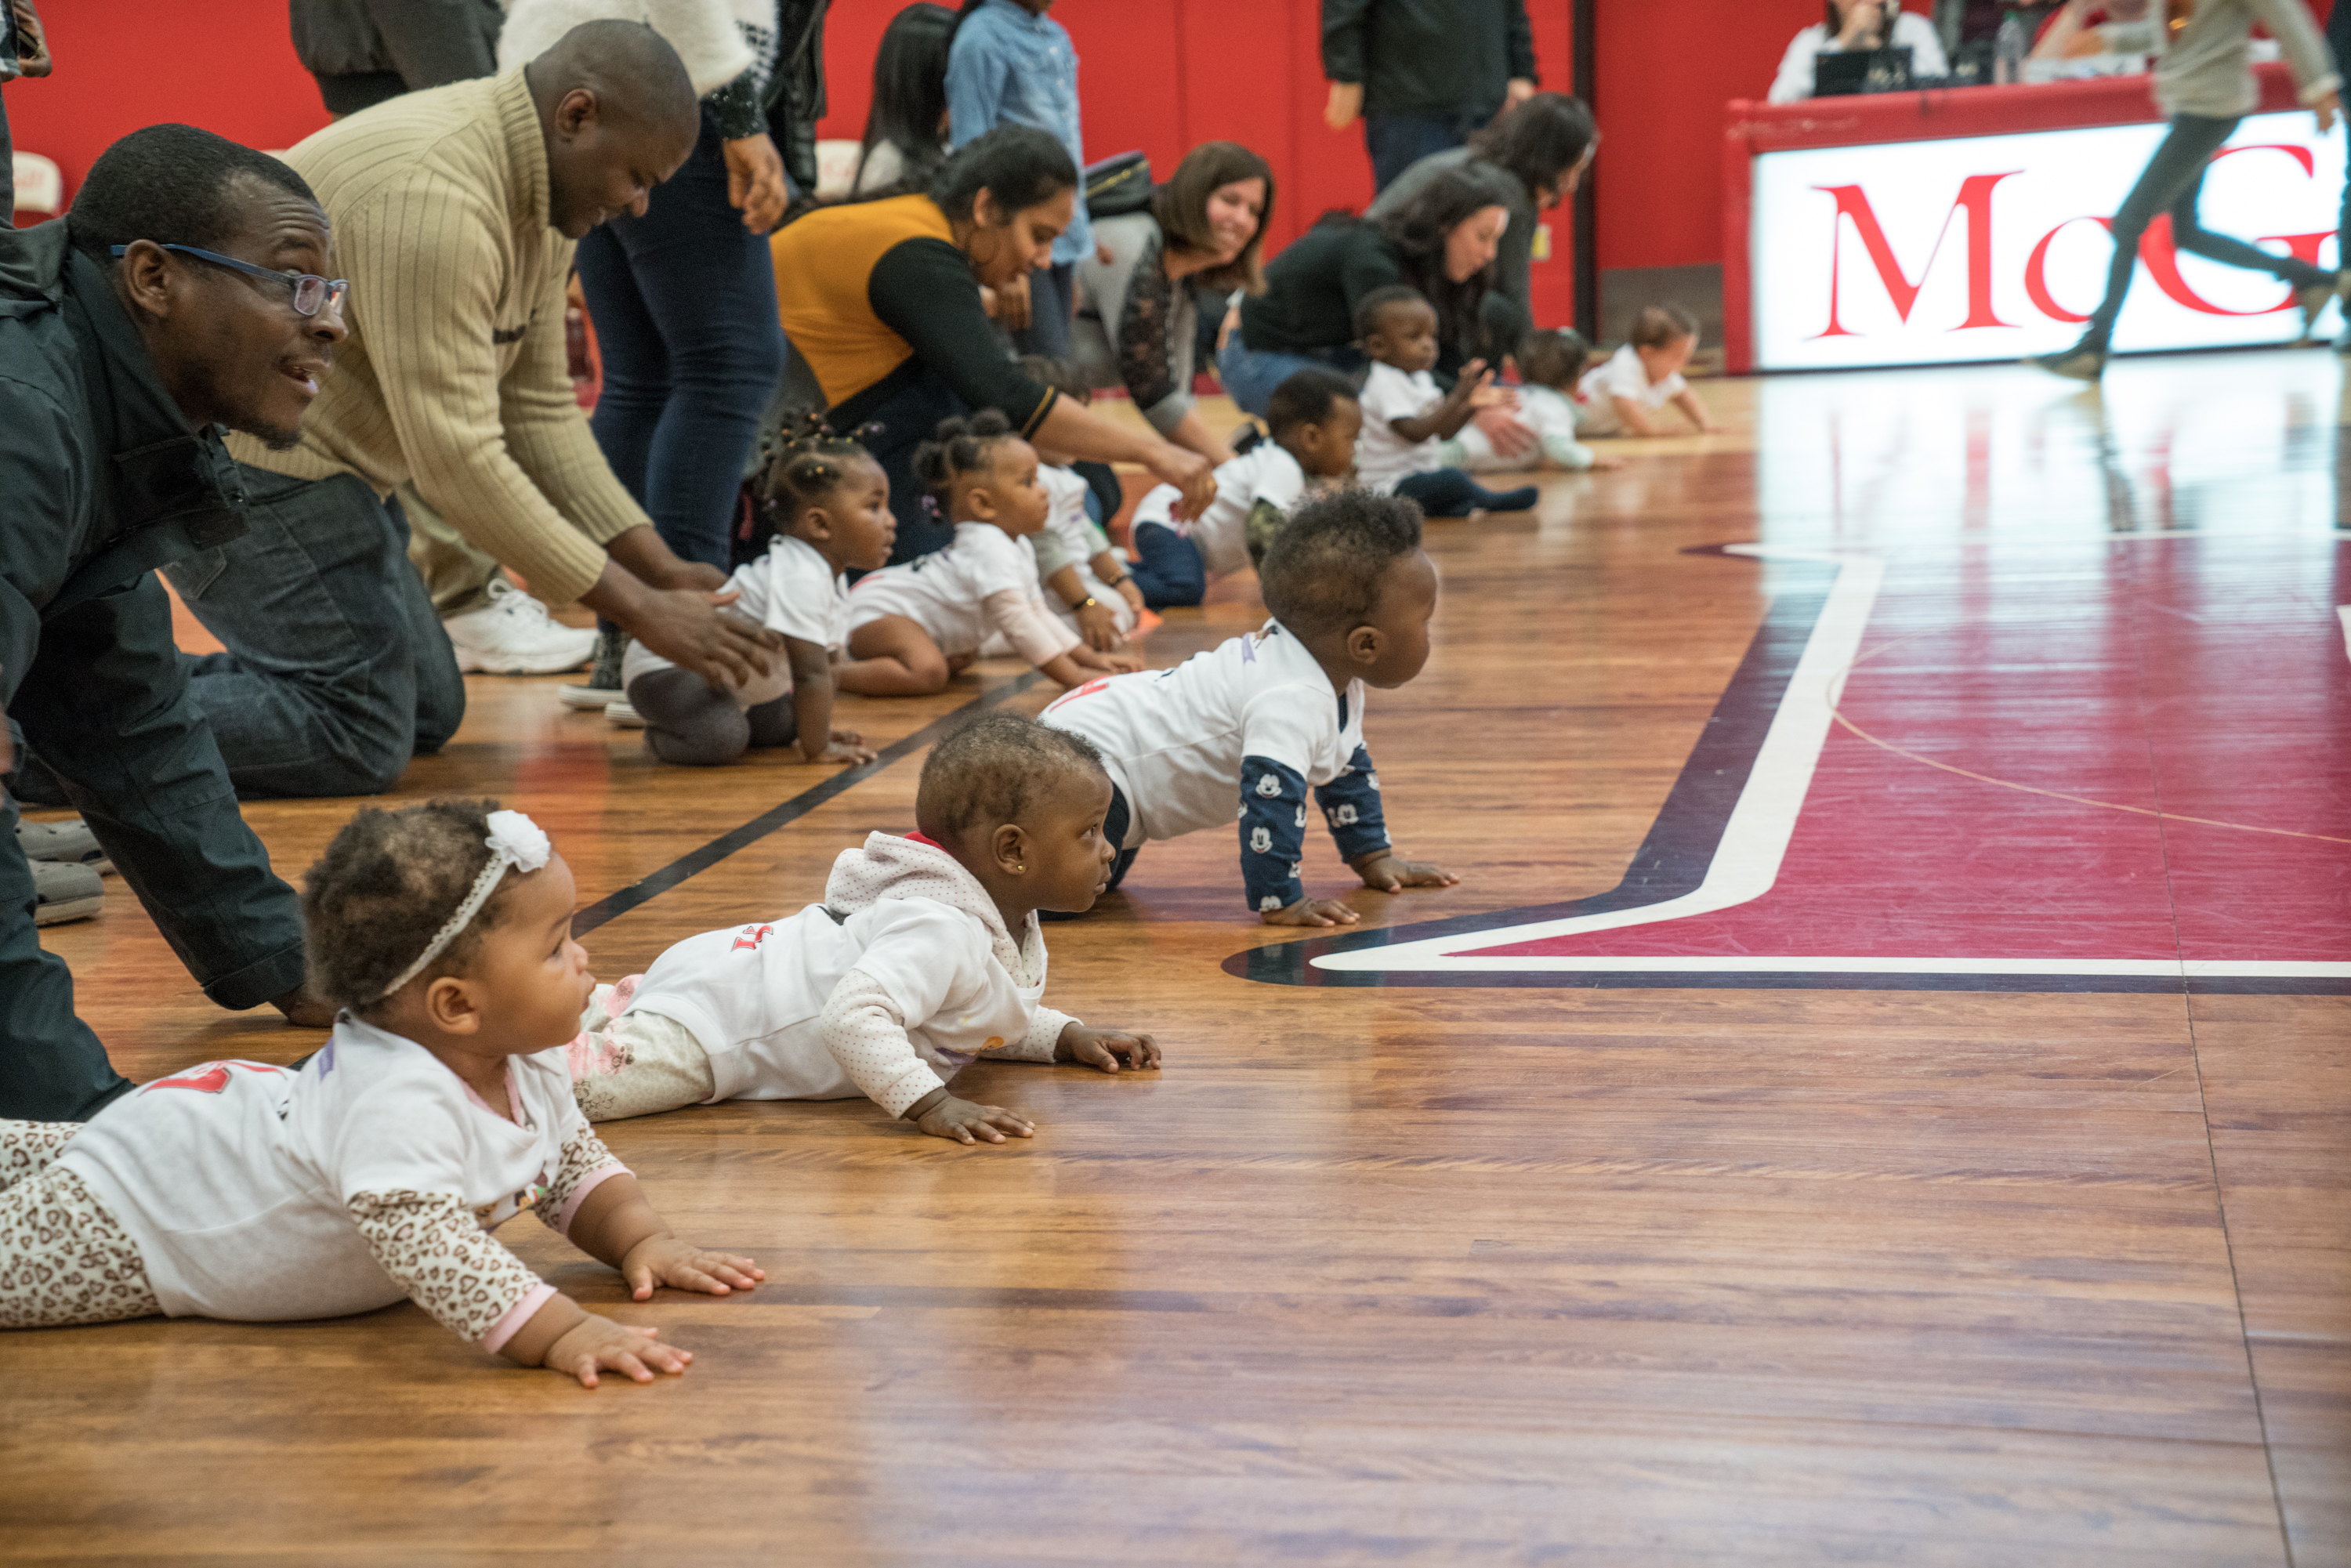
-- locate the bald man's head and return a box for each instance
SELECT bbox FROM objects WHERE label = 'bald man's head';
[525,20,700,239]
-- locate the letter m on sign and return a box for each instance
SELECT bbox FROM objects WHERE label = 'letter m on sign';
[1813,173,2020,338]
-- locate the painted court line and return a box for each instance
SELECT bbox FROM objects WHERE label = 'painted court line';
[572,672,1043,938]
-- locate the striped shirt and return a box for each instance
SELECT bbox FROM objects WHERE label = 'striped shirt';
[227,68,644,606]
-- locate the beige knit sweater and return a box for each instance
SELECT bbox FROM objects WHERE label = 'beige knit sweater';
[228,68,646,607]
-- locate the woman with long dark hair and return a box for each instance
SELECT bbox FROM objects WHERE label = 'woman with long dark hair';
[853,3,955,194]
[769,126,1215,561]
[1073,141,1275,467]
[1218,161,1521,416]
[1366,92,1594,313]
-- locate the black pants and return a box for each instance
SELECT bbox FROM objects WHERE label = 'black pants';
[2,576,308,1121]
[1394,469,1538,518]
[2077,114,2334,354]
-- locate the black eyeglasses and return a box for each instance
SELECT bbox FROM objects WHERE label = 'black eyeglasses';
[110,243,349,318]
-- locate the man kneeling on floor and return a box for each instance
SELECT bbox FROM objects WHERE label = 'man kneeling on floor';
[1,125,338,1122]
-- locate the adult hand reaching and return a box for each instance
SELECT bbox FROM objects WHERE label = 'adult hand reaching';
[2316,90,2340,134]
[630,589,784,690]
[722,133,788,234]
[1505,77,1536,108]
[1472,404,1538,462]
[997,271,1034,331]
[1146,441,1217,521]
[1324,81,1364,130]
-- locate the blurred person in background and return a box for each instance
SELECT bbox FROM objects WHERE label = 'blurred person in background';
[1321,0,1539,191]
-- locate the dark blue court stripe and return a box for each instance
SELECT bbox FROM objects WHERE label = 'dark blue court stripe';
[572,672,1045,937]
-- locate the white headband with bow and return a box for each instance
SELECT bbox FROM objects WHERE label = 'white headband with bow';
[375,809,552,1001]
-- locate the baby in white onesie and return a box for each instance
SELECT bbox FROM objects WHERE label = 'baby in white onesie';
[0,801,761,1389]
[570,712,1162,1145]
[1440,330,1617,475]
[624,426,897,767]
[846,411,1141,697]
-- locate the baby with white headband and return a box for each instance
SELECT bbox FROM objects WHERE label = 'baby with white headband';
[0,798,762,1389]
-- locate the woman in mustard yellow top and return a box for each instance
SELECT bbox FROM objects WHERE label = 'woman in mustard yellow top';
[772,126,1214,561]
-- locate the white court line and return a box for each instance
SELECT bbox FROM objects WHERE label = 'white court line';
[1313,542,2351,981]
[1317,545,1880,973]
[2338,605,2349,665]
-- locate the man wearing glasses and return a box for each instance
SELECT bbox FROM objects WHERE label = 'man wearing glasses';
[0,124,345,1120]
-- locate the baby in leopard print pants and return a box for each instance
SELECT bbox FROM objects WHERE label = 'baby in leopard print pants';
[0,799,764,1389]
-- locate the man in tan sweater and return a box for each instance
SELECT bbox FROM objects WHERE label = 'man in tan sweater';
[175,20,783,798]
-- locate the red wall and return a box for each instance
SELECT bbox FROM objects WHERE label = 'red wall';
[1593,0,1820,272]
[9,0,1576,316]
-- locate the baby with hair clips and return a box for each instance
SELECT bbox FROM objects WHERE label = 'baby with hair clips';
[569,713,1161,1145]
[0,800,761,1389]
[1041,490,1459,926]
[846,412,1142,696]
[1440,330,1621,475]
[624,422,897,766]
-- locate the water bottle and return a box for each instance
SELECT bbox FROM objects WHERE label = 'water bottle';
[1994,9,2029,83]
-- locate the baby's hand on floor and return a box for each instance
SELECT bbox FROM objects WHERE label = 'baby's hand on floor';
[1262,896,1361,928]
[913,1092,1035,1145]
[621,1234,766,1300]
[544,1313,691,1389]
[1353,852,1460,893]
[1056,1023,1162,1074]
[802,739,878,766]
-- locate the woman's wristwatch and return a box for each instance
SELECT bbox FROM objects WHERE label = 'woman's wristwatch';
[1068,595,1100,612]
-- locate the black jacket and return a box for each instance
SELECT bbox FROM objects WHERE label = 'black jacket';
[0,220,306,1027]
[288,0,502,92]
[1321,0,1538,120]
[765,0,831,197]
[0,222,248,667]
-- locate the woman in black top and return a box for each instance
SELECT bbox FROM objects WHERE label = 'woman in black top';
[1218,161,1524,417]
[773,127,1215,561]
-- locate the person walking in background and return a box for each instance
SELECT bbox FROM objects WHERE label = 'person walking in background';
[2331,0,2351,353]
[0,0,52,227]
[855,4,956,195]
[498,0,819,712]
[2030,0,2341,379]
[1321,0,1539,193]
[946,0,1091,359]
[288,0,504,118]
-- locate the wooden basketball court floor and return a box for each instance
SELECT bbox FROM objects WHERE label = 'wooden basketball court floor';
[5,350,2346,1566]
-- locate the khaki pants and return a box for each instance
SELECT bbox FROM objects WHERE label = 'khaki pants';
[397,483,505,617]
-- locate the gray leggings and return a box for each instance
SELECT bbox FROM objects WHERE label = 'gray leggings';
[628,668,798,767]
[2077,113,2335,353]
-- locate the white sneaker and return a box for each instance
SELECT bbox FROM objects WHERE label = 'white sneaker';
[442,579,596,675]
[603,701,645,728]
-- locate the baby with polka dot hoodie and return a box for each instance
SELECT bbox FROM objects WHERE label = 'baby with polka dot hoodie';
[571,714,1161,1146]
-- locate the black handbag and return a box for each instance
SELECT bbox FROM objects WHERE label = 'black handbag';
[1083,151,1153,220]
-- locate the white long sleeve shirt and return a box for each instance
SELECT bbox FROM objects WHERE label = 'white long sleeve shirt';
[618,832,1077,1116]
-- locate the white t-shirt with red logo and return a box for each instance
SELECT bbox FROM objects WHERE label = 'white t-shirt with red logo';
[56,1019,609,1324]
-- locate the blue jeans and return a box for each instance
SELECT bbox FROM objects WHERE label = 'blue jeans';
[574,114,786,574]
[1366,111,1482,192]
[167,466,465,798]
[1393,469,1538,517]
[2077,114,2333,354]
[1215,339,1364,416]
[1012,260,1078,360]
[1127,521,1207,609]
